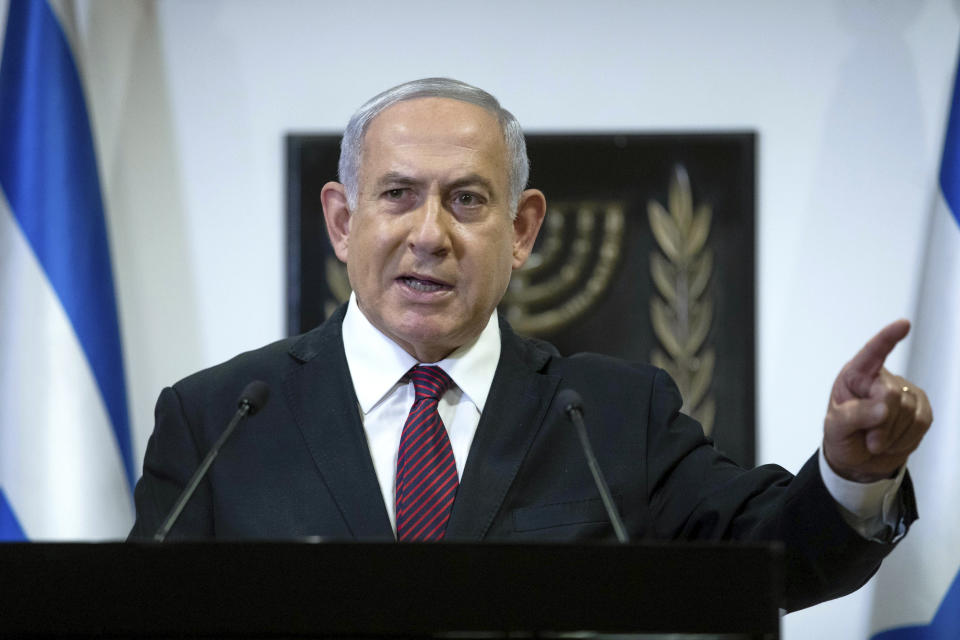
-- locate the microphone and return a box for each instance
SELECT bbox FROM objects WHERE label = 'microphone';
[153,380,271,542]
[556,388,630,544]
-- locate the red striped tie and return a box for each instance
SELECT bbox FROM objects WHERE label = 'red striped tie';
[395,366,458,541]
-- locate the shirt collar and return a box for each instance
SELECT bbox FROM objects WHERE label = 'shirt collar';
[341,293,501,414]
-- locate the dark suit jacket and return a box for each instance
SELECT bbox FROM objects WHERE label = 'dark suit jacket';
[130,306,915,611]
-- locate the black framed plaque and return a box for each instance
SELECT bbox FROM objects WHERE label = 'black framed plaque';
[286,133,755,466]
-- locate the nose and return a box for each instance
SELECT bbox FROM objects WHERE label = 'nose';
[408,194,451,257]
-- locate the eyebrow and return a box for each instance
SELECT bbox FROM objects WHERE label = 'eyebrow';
[371,171,498,198]
[447,173,497,197]
[372,172,420,190]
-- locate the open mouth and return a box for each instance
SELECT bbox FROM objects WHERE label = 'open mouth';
[398,275,453,293]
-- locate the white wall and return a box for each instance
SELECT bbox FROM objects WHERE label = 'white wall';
[7,1,960,637]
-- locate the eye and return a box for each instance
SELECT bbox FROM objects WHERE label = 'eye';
[452,191,485,208]
[380,187,418,209]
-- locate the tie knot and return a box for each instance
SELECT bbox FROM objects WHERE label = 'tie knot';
[408,365,453,401]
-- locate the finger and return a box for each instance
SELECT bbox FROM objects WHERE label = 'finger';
[917,386,934,427]
[891,385,918,438]
[827,398,888,438]
[878,374,914,430]
[883,421,926,457]
[844,320,911,396]
[866,386,914,453]
[885,388,933,455]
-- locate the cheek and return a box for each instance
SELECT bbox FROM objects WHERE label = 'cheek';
[496,231,518,269]
[352,219,403,261]
[347,231,390,286]
[470,233,516,283]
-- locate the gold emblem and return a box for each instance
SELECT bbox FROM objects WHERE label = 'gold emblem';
[648,166,716,434]
[503,201,625,335]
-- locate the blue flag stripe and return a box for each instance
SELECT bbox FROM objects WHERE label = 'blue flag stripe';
[939,48,960,229]
[0,0,134,488]
[0,488,26,540]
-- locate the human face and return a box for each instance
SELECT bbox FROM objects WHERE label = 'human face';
[323,97,543,362]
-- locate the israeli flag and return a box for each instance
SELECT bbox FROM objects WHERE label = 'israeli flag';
[869,53,960,639]
[0,0,134,539]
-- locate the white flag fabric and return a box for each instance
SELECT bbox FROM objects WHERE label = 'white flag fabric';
[869,55,960,640]
[0,0,134,539]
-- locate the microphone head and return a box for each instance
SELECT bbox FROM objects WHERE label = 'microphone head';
[238,380,270,415]
[556,388,584,416]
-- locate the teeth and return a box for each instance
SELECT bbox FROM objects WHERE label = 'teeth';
[403,277,446,292]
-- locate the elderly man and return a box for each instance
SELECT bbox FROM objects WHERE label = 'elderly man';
[130,78,932,612]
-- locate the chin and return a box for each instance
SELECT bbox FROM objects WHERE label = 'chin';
[395,322,466,356]
[396,323,456,347]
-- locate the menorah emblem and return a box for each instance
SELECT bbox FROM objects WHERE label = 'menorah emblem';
[648,166,716,435]
[501,201,625,336]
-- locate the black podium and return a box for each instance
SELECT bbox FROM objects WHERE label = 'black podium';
[0,542,782,638]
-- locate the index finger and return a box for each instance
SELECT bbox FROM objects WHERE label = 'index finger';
[847,319,911,378]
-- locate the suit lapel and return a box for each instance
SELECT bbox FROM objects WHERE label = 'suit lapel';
[445,325,560,540]
[281,309,393,540]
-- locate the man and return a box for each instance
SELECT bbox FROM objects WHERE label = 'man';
[130,78,933,612]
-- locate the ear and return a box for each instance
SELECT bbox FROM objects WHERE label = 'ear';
[321,181,351,262]
[511,188,547,269]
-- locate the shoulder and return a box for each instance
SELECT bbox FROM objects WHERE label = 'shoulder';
[172,334,298,398]
[504,326,682,416]
[504,324,664,387]
[555,351,681,414]
[172,307,345,407]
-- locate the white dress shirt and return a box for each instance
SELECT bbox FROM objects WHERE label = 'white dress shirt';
[341,294,500,533]
[819,447,907,541]
[340,294,904,539]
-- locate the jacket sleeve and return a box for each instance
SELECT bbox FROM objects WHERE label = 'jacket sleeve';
[128,385,214,540]
[644,368,917,611]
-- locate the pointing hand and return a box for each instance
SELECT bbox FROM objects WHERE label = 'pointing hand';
[822,320,933,483]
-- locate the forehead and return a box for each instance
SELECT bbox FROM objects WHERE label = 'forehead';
[360,97,507,176]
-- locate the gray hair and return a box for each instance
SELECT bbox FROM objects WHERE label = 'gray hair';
[338,77,529,213]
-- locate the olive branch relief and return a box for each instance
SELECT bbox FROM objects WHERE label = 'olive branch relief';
[648,166,716,434]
